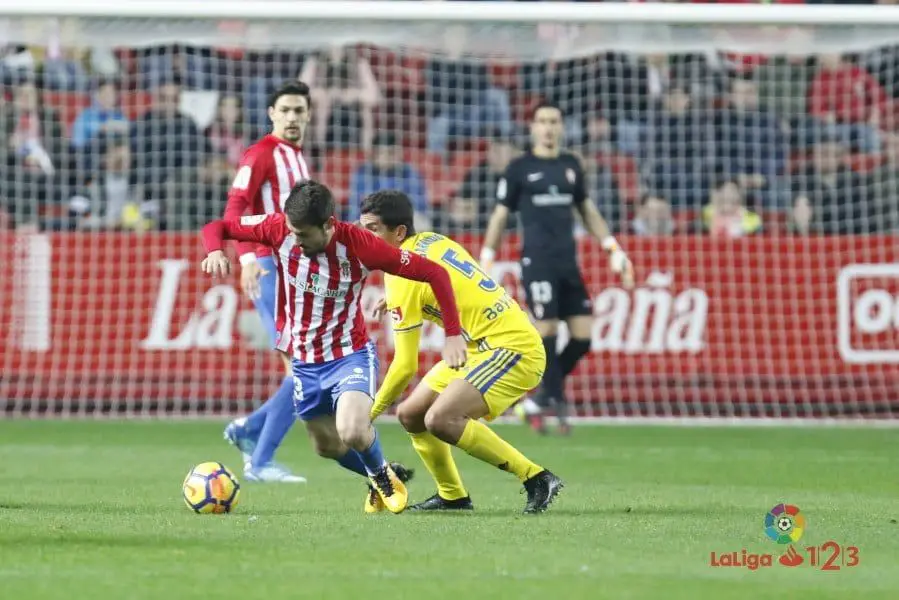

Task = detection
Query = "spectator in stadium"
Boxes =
[576,112,616,156]
[640,84,712,208]
[790,135,873,234]
[160,94,243,231]
[866,131,899,233]
[0,75,65,226]
[0,45,36,82]
[205,93,249,171]
[68,134,138,230]
[299,45,380,149]
[70,78,129,150]
[806,53,886,152]
[702,178,762,238]
[631,194,675,236]
[436,133,519,234]
[347,131,428,225]
[1,77,64,175]
[596,52,716,155]
[711,75,787,207]
[425,53,512,154]
[130,77,209,219]
[756,53,815,121]
[40,47,90,91]
[163,151,231,231]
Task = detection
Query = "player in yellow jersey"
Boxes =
[360,190,563,514]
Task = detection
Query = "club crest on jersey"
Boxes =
[566,168,576,184]
[339,259,351,279]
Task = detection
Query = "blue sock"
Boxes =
[336,450,368,477]
[243,400,270,436]
[249,376,296,467]
[357,429,387,475]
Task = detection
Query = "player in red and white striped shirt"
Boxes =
[221,81,313,483]
[202,180,467,513]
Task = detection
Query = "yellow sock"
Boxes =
[409,431,468,500]
[456,420,543,482]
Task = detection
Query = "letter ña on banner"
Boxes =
[141,259,238,350]
[402,265,708,354]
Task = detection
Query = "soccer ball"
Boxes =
[777,517,793,532]
[182,462,241,514]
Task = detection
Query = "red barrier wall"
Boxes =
[2,232,897,416]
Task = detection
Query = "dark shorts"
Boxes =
[520,261,593,321]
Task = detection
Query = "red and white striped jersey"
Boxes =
[223,134,310,260]
[201,215,462,364]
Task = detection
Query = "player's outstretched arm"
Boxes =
[200,214,288,277]
[370,327,422,421]
[576,199,635,289]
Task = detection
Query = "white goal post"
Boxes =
[1,1,898,421]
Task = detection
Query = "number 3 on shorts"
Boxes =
[529,281,552,304]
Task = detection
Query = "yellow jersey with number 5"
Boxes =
[384,232,538,353]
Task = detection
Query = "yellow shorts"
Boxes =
[422,341,546,420]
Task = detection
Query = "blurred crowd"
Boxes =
[3,33,899,237]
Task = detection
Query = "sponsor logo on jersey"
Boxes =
[400,250,411,266]
[527,172,544,182]
[232,165,252,190]
[286,272,342,298]
[240,214,267,225]
[532,185,573,207]
[389,307,403,323]
[566,168,576,184]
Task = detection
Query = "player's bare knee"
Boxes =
[334,391,374,449]
[337,422,372,451]
[423,405,460,439]
[422,407,444,437]
[336,410,373,450]
[396,401,426,433]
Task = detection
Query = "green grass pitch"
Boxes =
[1,420,897,599]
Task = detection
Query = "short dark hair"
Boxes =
[531,100,563,121]
[268,80,311,110]
[284,180,335,228]
[360,190,416,237]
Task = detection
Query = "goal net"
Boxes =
[2,1,898,420]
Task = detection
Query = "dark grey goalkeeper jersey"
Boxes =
[496,150,587,268]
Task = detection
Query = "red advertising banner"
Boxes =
[1,232,898,416]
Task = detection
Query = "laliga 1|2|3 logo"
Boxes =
[709,504,861,571]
